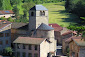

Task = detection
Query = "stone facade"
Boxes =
[14,38,51,57]
[0,24,11,53]
[29,10,48,33]
[69,38,85,57]
[14,44,40,57]
[34,29,56,54]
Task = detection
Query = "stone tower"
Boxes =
[29,5,49,32]
[33,23,57,56]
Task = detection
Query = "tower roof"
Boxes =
[37,23,54,30]
[30,5,48,11]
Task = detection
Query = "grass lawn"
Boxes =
[42,1,79,27]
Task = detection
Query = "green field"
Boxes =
[18,1,78,27]
[42,2,78,27]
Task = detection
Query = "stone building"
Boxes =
[62,36,81,55]
[29,5,48,35]
[69,37,85,57]
[0,20,11,53]
[0,10,15,18]
[13,5,56,57]
[49,24,72,44]
[11,22,28,42]
[13,37,55,57]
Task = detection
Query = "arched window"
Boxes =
[42,11,45,16]
[40,11,42,16]
[31,12,34,16]
[40,11,45,16]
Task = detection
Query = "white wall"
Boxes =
[0,14,15,18]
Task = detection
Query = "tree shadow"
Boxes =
[51,10,80,24]
[54,4,65,6]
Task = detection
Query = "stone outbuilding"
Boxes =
[62,36,81,55]
[69,37,85,57]
[11,22,28,42]
[13,37,55,57]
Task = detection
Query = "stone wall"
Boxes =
[79,47,85,57]
[14,44,40,57]
[0,24,11,51]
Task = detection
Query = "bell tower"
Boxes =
[29,5,49,32]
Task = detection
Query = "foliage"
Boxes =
[2,47,13,56]
[0,17,6,20]
[65,0,85,17]
[82,31,85,38]
[7,17,14,22]
[22,2,35,11]
[23,10,27,19]
[67,25,85,35]
[10,0,22,5]
[12,6,20,19]
[1,0,12,10]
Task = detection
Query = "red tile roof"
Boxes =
[0,10,14,14]
[13,37,46,45]
[73,38,85,46]
[49,23,63,31]
[61,31,72,36]
[64,36,81,43]
[0,20,11,30]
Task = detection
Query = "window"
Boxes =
[6,40,8,44]
[5,33,10,37]
[42,11,45,16]
[17,52,20,57]
[31,12,34,16]
[28,53,32,57]
[0,41,2,45]
[40,11,45,16]
[0,33,4,37]
[22,52,26,57]
[29,44,32,50]
[34,53,38,57]
[35,45,38,50]
[17,44,20,49]
[23,44,26,49]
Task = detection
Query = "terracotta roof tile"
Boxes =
[0,10,14,14]
[73,38,85,46]
[0,20,11,30]
[64,36,81,43]
[61,31,72,36]
[13,37,46,45]
[49,23,63,31]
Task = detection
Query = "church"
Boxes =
[13,5,57,57]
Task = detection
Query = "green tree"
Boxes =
[65,0,85,17]
[10,0,22,5]
[3,47,13,56]
[67,25,85,35]
[12,6,19,19]
[0,17,6,20]
[7,17,14,22]
[23,10,27,19]
[22,2,35,11]
[2,0,12,10]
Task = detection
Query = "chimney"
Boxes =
[50,25,52,27]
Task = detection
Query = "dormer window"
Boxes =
[31,12,34,16]
[40,11,45,16]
